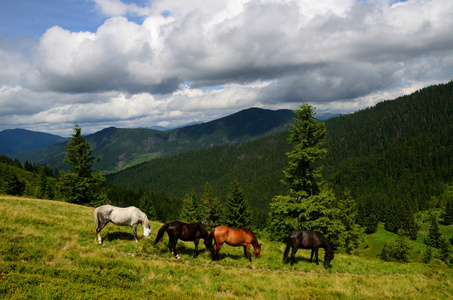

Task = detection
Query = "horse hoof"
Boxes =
[176,255,181,260]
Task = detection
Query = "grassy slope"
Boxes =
[1,196,452,299]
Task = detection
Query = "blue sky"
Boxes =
[0,0,452,136]
[0,0,101,39]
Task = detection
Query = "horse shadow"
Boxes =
[105,232,135,242]
[282,255,312,265]
[155,239,211,257]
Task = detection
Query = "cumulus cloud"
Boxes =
[1,0,452,135]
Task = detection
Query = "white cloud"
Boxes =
[1,0,452,135]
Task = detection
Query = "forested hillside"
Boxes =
[0,155,59,199]
[15,108,293,174]
[323,81,453,225]
[107,81,453,228]
[0,129,66,157]
[106,132,292,226]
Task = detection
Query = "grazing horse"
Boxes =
[208,226,261,262]
[154,221,210,259]
[93,205,152,244]
[283,230,334,268]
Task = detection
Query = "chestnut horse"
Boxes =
[283,230,334,268]
[154,221,210,259]
[208,225,261,262]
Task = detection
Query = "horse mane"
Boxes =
[318,233,333,254]
[242,228,260,248]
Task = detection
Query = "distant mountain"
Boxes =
[317,112,341,120]
[15,107,295,173]
[0,129,66,157]
[147,121,204,131]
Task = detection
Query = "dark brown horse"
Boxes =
[283,230,334,268]
[208,226,261,262]
[154,221,210,259]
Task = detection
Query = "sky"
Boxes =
[1,0,452,136]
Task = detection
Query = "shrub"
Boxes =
[380,230,412,262]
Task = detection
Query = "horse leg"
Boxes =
[214,243,222,261]
[131,224,139,243]
[290,245,298,266]
[169,236,180,259]
[244,245,251,262]
[96,221,109,244]
[174,239,181,260]
[311,248,319,265]
[193,238,199,258]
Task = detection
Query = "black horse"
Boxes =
[154,221,210,259]
[283,230,334,268]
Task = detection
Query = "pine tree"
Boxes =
[179,190,200,223]
[444,198,453,225]
[438,237,452,266]
[282,103,327,198]
[139,192,157,220]
[338,190,363,254]
[380,229,412,262]
[4,168,25,196]
[200,182,222,229]
[58,124,108,205]
[224,179,252,229]
[268,103,343,247]
[425,215,442,248]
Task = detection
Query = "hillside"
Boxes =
[323,81,453,221]
[14,107,294,173]
[1,196,452,299]
[106,131,292,225]
[0,129,66,157]
[106,81,453,228]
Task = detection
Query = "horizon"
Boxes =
[0,106,340,137]
[1,0,452,136]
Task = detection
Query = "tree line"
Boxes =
[2,82,453,265]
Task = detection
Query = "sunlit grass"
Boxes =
[1,195,452,299]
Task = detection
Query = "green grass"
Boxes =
[1,196,452,299]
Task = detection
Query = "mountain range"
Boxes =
[0,129,66,157]
[11,107,295,173]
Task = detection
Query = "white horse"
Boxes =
[93,205,152,244]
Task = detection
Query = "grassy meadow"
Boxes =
[1,196,452,299]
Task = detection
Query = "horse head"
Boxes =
[324,251,334,268]
[143,220,152,238]
[253,242,262,258]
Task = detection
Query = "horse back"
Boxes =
[291,230,325,249]
[109,206,142,226]
[214,226,253,246]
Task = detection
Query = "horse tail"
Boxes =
[207,228,216,251]
[153,223,169,245]
[283,236,292,261]
[93,207,100,237]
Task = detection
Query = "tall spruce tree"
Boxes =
[179,189,200,223]
[338,190,363,254]
[58,124,107,205]
[224,179,252,229]
[139,192,157,220]
[444,198,453,225]
[282,103,327,198]
[425,215,442,248]
[268,103,343,247]
[200,182,222,229]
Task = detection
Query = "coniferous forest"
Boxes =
[105,81,453,232]
[2,81,453,243]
